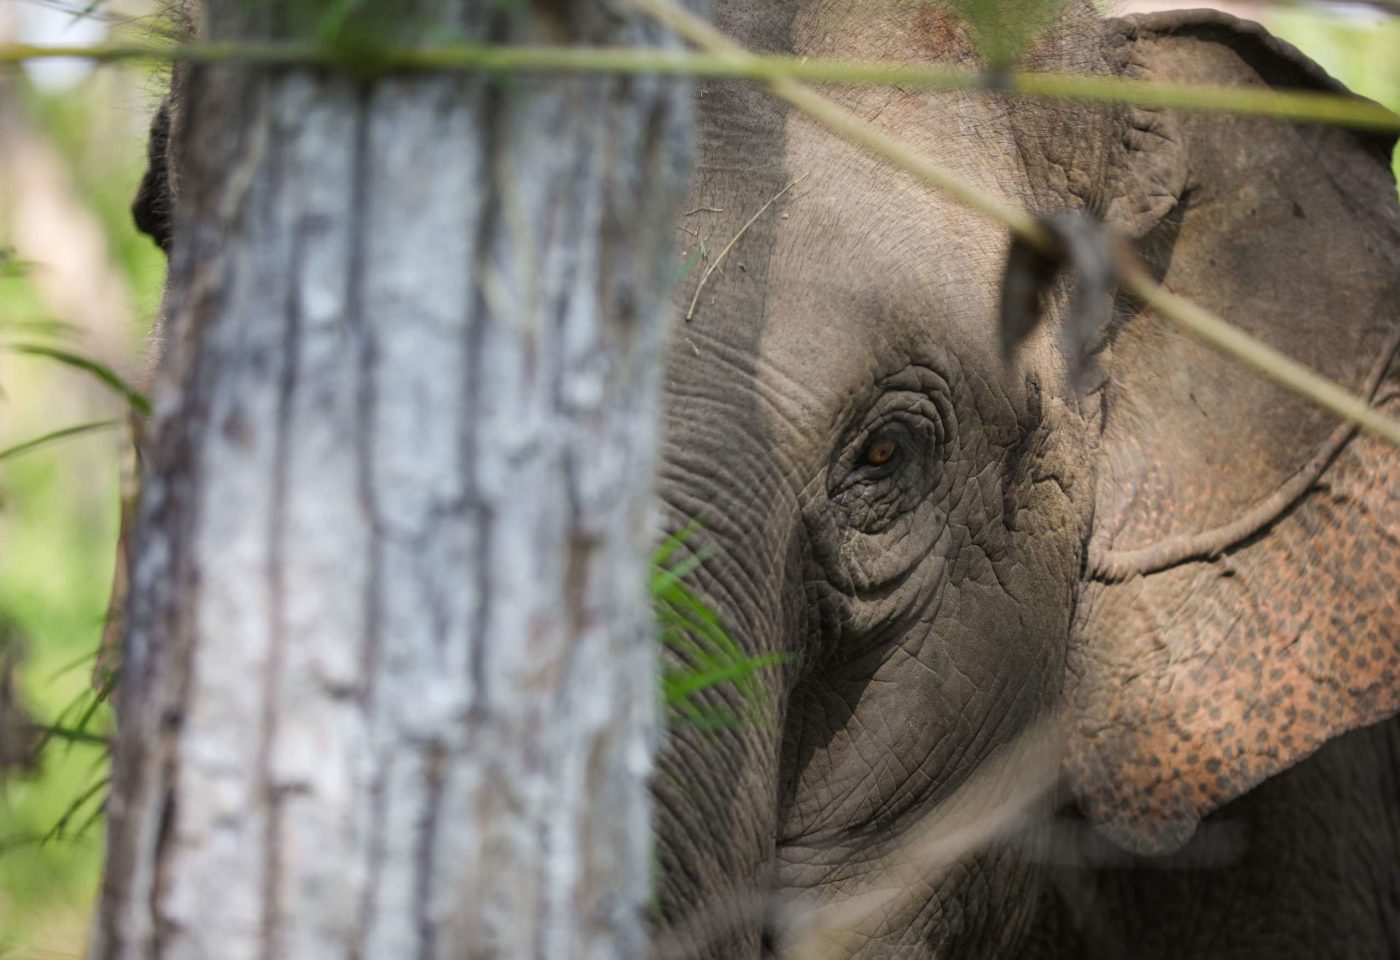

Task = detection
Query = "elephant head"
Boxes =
[649,2,1400,956]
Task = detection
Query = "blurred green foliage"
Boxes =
[956,0,1074,67]
[1269,8,1400,180]
[0,66,163,954]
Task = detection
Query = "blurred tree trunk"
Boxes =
[91,4,695,959]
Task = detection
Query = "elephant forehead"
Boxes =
[751,119,1022,439]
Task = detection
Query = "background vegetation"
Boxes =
[0,0,1394,955]
[1,3,164,953]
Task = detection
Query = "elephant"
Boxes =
[646,3,1400,958]
[129,2,1400,958]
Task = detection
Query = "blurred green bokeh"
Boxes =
[0,39,165,955]
[1269,8,1400,178]
[0,4,1395,957]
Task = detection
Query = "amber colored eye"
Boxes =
[865,437,898,466]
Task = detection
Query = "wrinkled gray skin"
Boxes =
[647,3,1400,959]
[133,2,1400,957]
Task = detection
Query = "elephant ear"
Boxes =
[132,97,174,254]
[1066,10,1400,855]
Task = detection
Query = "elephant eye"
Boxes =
[851,430,905,481]
[827,377,953,530]
[863,437,898,467]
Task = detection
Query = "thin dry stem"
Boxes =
[780,721,1064,960]
[648,721,1064,960]
[687,174,808,320]
[3,43,1397,133]
[1119,262,1400,448]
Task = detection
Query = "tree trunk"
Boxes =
[92,5,694,958]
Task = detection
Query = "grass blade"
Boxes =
[0,420,119,463]
[8,344,150,415]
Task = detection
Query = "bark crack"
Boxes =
[348,83,383,960]
[258,86,301,960]
[414,743,448,960]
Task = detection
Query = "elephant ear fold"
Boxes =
[132,98,173,253]
[1066,10,1400,856]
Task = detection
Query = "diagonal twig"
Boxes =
[687,173,808,320]
[779,721,1063,960]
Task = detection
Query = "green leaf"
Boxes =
[0,317,84,339]
[42,774,109,845]
[31,724,108,749]
[670,248,704,288]
[0,420,120,463]
[652,529,787,728]
[0,247,37,278]
[7,343,151,415]
[652,518,702,567]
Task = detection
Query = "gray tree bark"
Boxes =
[91,4,694,958]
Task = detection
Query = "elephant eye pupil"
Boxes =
[865,437,897,466]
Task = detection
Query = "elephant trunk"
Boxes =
[651,396,802,958]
